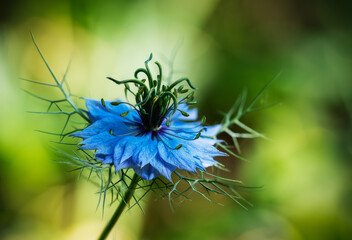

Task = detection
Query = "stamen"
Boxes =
[109,129,141,137]
[164,127,204,133]
[101,99,143,119]
[161,127,206,141]
[201,116,206,125]
[120,109,135,117]
[111,101,140,113]
[121,117,143,126]
[187,101,197,105]
[157,133,182,150]
[106,54,200,133]
[177,109,189,117]
[101,98,106,107]
[177,85,184,92]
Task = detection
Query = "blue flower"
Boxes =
[72,99,225,181]
[71,54,227,181]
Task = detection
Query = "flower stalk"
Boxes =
[98,173,139,240]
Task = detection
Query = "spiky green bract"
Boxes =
[216,73,280,160]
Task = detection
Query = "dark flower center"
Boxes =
[106,53,197,131]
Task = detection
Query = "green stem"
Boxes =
[98,173,139,240]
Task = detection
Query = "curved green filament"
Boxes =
[134,68,149,80]
[107,55,199,132]
[124,83,135,97]
[135,91,142,106]
[149,98,156,129]
[155,61,162,93]
[167,78,197,91]
[160,91,178,116]
[144,53,154,88]
[136,88,156,107]
[107,77,149,93]
[102,98,140,116]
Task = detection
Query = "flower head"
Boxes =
[72,54,226,181]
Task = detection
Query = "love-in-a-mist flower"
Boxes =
[27,36,269,240]
[72,54,226,181]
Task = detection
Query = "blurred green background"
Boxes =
[1,0,351,239]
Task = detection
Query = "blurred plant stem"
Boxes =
[98,173,139,240]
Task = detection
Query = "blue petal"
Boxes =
[171,104,198,121]
[73,99,227,181]
[120,136,144,163]
[133,164,160,180]
[202,124,222,137]
[79,131,117,150]
[157,136,199,172]
[113,138,128,166]
[85,98,141,123]
[158,133,224,170]
[114,157,138,171]
[72,117,132,139]
[138,134,158,167]
[150,155,176,181]
[169,120,201,129]
[96,154,113,164]
[85,98,130,121]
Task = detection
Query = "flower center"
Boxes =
[101,53,209,151]
[139,95,173,131]
[106,53,197,132]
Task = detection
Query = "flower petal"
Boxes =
[133,164,160,180]
[73,98,227,181]
[203,124,222,137]
[85,98,130,121]
[150,156,176,181]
